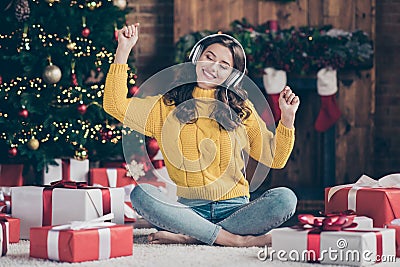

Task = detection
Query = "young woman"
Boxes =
[103,24,300,247]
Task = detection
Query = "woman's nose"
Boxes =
[209,61,218,73]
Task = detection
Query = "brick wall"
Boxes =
[374,0,400,176]
[126,0,174,85]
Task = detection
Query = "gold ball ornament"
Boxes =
[42,64,62,84]
[45,0,57,3]
[27,138,40,150]
[74,146,89,161]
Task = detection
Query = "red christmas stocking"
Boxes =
[263,67,287,123]
[314,95,341,132]
[314,68,341,132]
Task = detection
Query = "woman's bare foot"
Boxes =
[148,231,203,245]
[214,229,272,247]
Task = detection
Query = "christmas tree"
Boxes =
[0,0,143,177]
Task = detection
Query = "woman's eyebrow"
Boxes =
[206,50,231,67]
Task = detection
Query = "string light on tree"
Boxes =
[74,145,88,160]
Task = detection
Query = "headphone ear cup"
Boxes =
[225,71,241,88]
[191,44,203,64]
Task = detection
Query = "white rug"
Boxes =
[0,228,398,267]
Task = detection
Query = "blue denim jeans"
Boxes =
[131,184,297,245]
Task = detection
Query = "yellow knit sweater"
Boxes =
[103,64,295,200]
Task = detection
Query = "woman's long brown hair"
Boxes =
[163,35,251,131]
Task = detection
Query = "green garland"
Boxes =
[174,19,373,77]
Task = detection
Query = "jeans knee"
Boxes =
[130,184,157,208]
[273,187,297,213]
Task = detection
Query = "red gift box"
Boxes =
[30,224,133,262]
[0,220,8,256]
[325,174,400,228]
[0,164,23,186]
[0,214,19,243]
[90,168,137,187]
[102,162,126,169]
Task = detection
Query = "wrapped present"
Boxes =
[11,181,124,239]
[0,164,23,186]
[0,214,19,243]
[325,174,400,227]
[90,168,137,188]
[43,158,89,185]
[270,213,396,266]
[0,219,8,256]
[90,169,139,223]
[386,219,400,257]
[30,214,133,263]
[0,187,11,214]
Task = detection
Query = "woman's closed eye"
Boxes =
[206,55,229,70]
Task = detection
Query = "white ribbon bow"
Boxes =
[327,173,400,211]
[51,213,115,231]
[48,213,115,261]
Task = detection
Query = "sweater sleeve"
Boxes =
[103,64,163,137]
[243,100,295,169]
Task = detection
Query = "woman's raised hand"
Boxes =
[278,86,300,129]
[114,23,139,64]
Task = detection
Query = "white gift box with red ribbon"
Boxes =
[11,185,124,239]
[271,227,395,266]
[43,158,89,185]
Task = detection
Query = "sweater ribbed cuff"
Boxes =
[109,64,128,74]
[277,121,295,137]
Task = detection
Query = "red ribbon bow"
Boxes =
[297,213,358,231]
[49,180,88,189]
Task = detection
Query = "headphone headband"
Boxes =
[188,33,247,88]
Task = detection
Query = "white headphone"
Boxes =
[188,33,247,88]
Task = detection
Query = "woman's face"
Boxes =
[195,43,234,89]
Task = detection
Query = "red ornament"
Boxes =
[107,130,113,138]
[0,76,2,85]
[71,73,78,86]
[81,27,91,38]
[146,138,159,159]
[18,109,29,118]
[129,85,139,96]
[8,147,18,157]
[114,30,119,41]
[77,103,87,115]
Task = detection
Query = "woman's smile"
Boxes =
[202,67,217,80]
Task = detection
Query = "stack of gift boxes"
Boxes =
[270,173,400,266]
[2,158,400,264]
[0,154,175,263]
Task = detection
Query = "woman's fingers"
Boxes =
[120,24,140,38]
